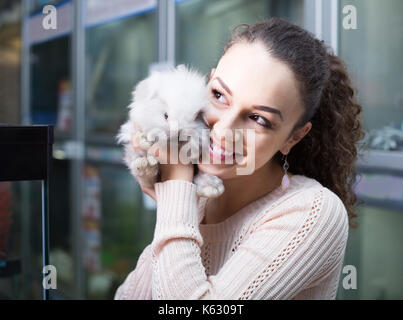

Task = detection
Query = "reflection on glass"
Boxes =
[30,36,72,136]
[48,159,73,298]
[0,181,42,300]
[85,11,157,138]
[17,159,74,299]
[175,0,304,74]
[340,0,403,151]
[28,0,73,137]
[337,205,403,300]
[82,164,155,300]
[338,0,403,300]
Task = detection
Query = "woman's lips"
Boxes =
[209,138,243,163]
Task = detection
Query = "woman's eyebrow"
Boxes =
[253,105,284,121]
[213,77,232,96]
[213,77,284,121]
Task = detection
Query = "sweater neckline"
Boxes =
[198,174,314,241]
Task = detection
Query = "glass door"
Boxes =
[83,0,158,299]
[29,0,74,139]
[175,0,305,74]
[85,0,158,140]
[337,0,403,299]
[80,163,156,299]
[27,0,75,299]
[0,180,43,299]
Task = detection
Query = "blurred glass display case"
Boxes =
[337,170,403,300]
[0,168,72,300]
[28,0,73,138]
[31,37,72,135]
[84,0,158,299]
[20,0,75,299]
[85,0,157,139]
[336,0,403,299]
[22,0,160,299]
[0,181,43,299]
[339,0,403,152]
[80,163,155,299]
[175,0,304,74]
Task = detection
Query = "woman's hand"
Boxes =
[152,141,194,183]
[131,130,194,201]
[131,132,157,200]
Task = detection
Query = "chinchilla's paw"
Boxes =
[197,185,224,198]
[194,173,224,198]
[134,130,153,149]
[130,155,159,177]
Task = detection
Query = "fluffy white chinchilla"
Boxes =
[116,64,224,198]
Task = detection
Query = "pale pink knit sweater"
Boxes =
[114,174,349,300]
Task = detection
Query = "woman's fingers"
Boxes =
[130,127,157,201]
[131,130,151,151]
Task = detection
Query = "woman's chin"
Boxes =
[197,162,238,179]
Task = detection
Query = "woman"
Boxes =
[115,18,365,300]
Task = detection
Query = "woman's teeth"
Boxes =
[209,138,239,161]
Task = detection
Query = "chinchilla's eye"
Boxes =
[164,112,168,120]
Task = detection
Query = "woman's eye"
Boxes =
[211,89,227,104]
[250,114,272,128]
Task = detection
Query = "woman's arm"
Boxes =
[114,244,153,300]
[151,180,349,299]
[114,130,194,299]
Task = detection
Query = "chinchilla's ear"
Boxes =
[132,77,157,102]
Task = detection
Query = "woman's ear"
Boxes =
[280,122,312,155]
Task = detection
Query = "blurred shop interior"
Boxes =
[0,0,402,300]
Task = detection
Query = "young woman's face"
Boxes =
[198,41,312,179]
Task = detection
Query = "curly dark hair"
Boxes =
[222,18,366,229]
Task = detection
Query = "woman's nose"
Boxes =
[210,109,242,143]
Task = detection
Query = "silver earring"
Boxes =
[281,154,290,191]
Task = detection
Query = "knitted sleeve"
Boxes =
[151,179,349,300]
[114,244,152,300]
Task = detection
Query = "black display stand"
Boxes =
[0,125,53,300]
